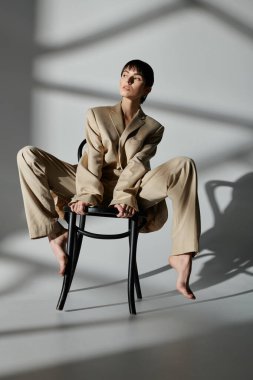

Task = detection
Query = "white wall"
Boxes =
[31,0,253,258]
[0,3,253,377]
[1,0,253,286]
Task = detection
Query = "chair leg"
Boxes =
[56,211,78,310]
[71,215,85,277]
[128,216,139,315]
[134,260,142,299]
[128,219,142,300]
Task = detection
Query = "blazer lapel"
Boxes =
[119,107,146,148]
[109,102,125,137]
[109,103,146,167]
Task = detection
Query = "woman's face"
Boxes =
[120,66,151,102]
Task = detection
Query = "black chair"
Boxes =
[56,140,147,314]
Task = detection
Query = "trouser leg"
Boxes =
[138,157,201,255]
[17,146,76,239]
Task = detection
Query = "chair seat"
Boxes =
[57,205,146,314]
[65,205,145,218]
[84,205,119,217]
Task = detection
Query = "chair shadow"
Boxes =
[138,172,253,312]
[70,265,170,293]
[193,172,253,292]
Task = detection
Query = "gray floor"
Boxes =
[0,218,252,380]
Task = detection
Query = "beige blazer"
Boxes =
[71,102,168,233]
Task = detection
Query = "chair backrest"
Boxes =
[77,139,87,161]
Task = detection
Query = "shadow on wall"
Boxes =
[195,172,253,291]
[0,0,35,239]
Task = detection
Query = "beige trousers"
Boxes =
[17,146,200,255]
[138,157,200,255]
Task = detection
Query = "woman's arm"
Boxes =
[110,125,164,211]
[70,109,104,205]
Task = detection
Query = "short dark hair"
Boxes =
[121,59,154,103]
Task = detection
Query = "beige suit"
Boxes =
[17,102,200,255]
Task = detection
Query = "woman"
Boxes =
[17,59,200,300]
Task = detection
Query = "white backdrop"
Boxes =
[31,0,253,242]
[1,0,252,291]
[0,1,253,378]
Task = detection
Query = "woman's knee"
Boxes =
[17,146,38,167]
[181,156,195,167]
[169,157,197,177]
[180,157,197,175]
[167,156,195,168]
[175,156,191,162]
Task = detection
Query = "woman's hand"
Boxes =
[70,201,92,215]
[114,204,136,218]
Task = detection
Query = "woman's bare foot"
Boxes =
[48,229,68,276]
[169,253,195,300]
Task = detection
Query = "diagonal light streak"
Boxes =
[35,0,187,56]
[34,79,253,131]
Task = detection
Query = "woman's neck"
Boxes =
[121,98,141,127]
